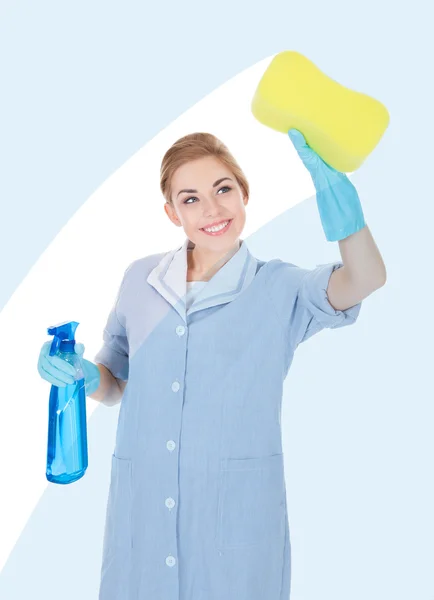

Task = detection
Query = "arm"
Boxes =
[287,129,387,312]
[327,225,387,311]
[87,363,126,407]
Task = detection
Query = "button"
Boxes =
[171,381,180,392]
[167,440,176,452]
[165,497,175,510]
[176,325,185,336]
[166,555,176,567]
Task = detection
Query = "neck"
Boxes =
[187,239,241,281]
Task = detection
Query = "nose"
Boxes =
[201,196,222,217]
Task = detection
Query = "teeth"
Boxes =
[203,220,229,233]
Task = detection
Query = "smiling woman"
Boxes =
[161,132,251,279]
[94,129,373,600]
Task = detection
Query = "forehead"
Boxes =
[172,156,230,185]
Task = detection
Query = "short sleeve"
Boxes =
[265,259,362,349]
[297,261,362,344]
[94,268,130,381]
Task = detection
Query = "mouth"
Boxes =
[200,219,233,236]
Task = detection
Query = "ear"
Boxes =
[164,202,182,227]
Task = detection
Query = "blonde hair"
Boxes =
[160,132,249,206]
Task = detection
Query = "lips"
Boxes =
[200,219,233,236]
[200,219,232,231]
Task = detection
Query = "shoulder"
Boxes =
[114,252,169,298]
[122,251,168,280]
[263,258,306,289]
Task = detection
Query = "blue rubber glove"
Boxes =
[287,128,366,241]
[37,341,100,395]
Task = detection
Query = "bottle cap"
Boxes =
[47,321,79,356]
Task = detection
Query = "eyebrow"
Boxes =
[176,177,233,199]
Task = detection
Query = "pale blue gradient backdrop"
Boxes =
[1,1,433,599]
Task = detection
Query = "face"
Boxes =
[164,156,248,251]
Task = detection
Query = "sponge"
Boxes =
[251,51,390,172]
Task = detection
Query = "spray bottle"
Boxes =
[46,321,88,484]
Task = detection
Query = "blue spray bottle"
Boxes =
[46,321,88,484]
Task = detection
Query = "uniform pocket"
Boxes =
[99,454,133,598]
[216,453,286,550]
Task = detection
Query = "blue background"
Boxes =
[1,0,433,598]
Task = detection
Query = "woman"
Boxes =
[38,130,386,599]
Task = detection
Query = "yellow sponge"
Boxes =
[251,51,390,172]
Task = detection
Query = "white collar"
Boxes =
[147,237,258,323]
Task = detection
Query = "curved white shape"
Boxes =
[0,54,355,571]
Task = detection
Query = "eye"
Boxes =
[183,186,231,204]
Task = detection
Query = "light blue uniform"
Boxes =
[95,237,361,600]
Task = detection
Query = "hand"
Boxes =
[287,128,366,241]
[37,341,100,395]
[37,341,77,387]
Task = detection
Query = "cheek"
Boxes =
[233,199,247,216]
[234,205,247,229]
[178,205,201,228]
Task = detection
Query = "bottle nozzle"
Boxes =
[47,320,79,356]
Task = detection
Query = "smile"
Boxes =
[200,219,232,236]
